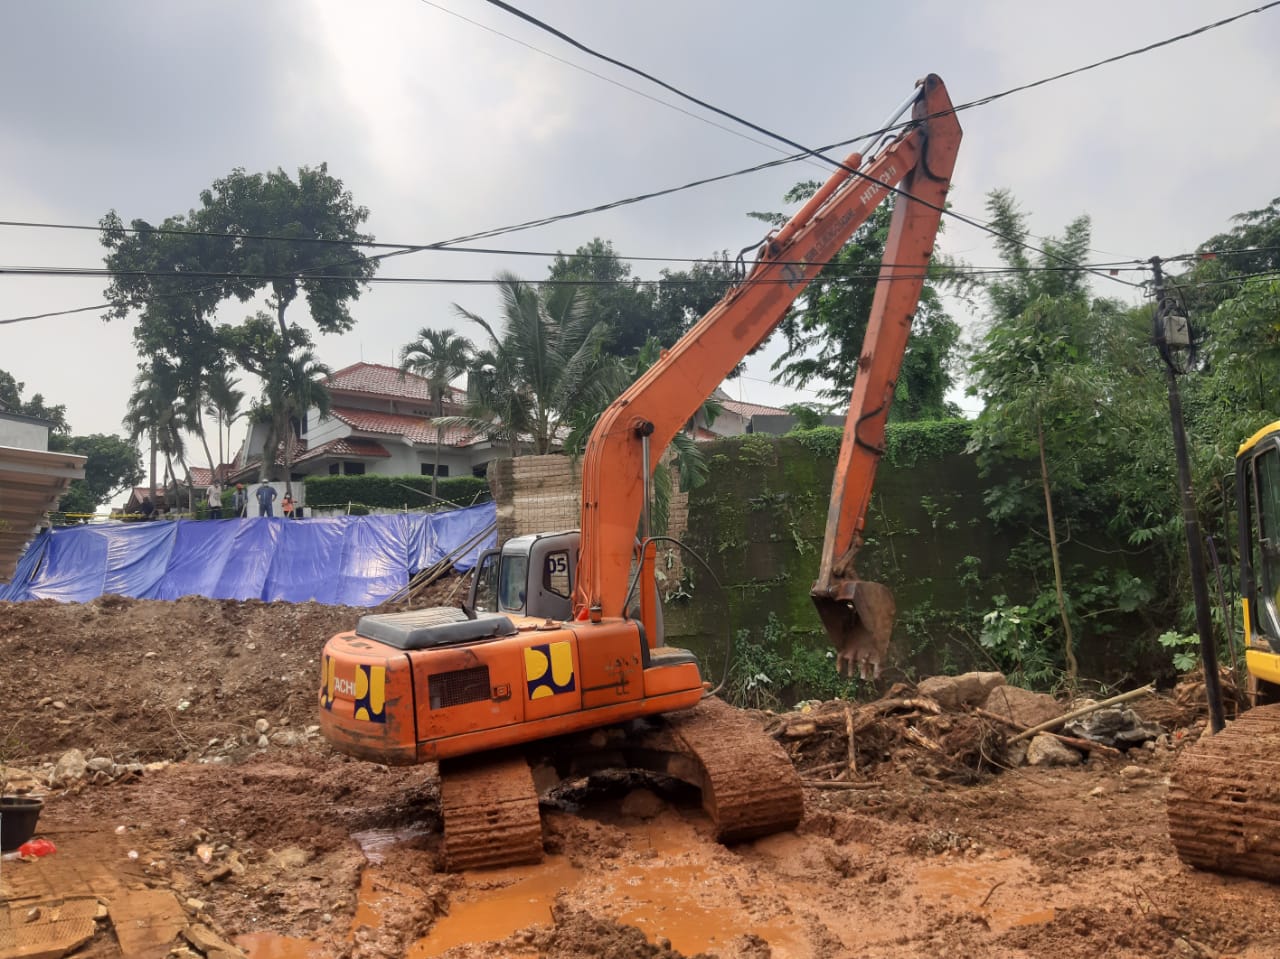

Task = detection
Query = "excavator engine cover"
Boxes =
[812,578,896,679]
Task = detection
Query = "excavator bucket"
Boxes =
[812,579,896,680]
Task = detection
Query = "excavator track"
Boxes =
[1168,703,1280,881]
[439,753,543,870]
[658,697,804,842]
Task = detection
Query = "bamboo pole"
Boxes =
[1007,683,1155,743]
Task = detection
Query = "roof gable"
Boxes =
[325,362,466,406]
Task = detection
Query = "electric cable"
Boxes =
[479,0,1278,288]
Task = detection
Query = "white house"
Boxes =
[236,362,499,484]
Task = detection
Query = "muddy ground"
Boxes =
[2,594,1279,959]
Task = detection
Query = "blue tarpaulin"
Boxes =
[0,503,496,606]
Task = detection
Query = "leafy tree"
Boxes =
[399,328,474,496]
[0,370,70,433]
[48,434,143,516]
[649,254,738,346]
[547,239,656,357]
[100,164,376,482]
[967,191,1103,684]
[450,273,613,456]
[757,186,963,418]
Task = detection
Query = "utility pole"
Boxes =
[1150,256,1225,734]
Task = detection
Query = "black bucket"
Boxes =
[0,796,44,851]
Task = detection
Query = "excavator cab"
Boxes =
[1238,421,1280,690]
[469,531,580,620]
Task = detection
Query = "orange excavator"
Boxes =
[319,74,962,868]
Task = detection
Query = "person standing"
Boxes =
[207,481,223,520]
[256,480,277,517]
[233,484,247,518]
[281,492,295,520]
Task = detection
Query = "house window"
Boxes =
[329,463,340,475]
[472,464,488,479]
[421,464,450,477]
[343,461,366,476]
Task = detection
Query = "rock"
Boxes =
[37,697,52,708]
[183,923,246,959]
[619,788,666,820]
[51,748,87,784]
[266,846,312,870]
[87,756,114,773]
[1089,785,1107,797]
[144,761,170,773]
[1120,765,1153,780]
[983,686,1063,728]
[916,672,1006,710]
[257,735,270,749]
[1005,740,1029,767]
[52,701,67,710]
[144,651,157,659]
[254,718,270,734]
[1064,707,1164,748]
[269,729,306,747]
[1026,734,1082,767]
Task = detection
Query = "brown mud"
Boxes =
[3,595,1280,959]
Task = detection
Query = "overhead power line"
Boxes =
[7,4,1274,325]
[483,0,1280,289]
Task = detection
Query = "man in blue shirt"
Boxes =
[256,481,277,517]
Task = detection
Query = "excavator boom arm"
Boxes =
[574,76,963,655]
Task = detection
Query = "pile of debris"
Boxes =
[765,672,1172,787]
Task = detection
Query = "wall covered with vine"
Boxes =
[663,419,1165,703]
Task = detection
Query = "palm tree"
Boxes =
[204,369,245,477]
[123,362,189,508]
[450,273,613,456]
[399,327,473,497]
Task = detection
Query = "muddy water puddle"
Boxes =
[414,825,809,958]
[913,856,1056,932]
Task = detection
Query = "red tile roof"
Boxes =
[329,406,482,447]
[295,436,392,464]
[325,362,466,407]
[720,398,789,419]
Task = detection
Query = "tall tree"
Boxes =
[399,328,474,497]
[967,191,1103,684]
[100,164,376,478]
[204,369,245,473]
[451,273,612,456]
[123,362,189,502]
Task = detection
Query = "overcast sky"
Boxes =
[3,0,1277,449]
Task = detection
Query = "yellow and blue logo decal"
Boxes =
[320,655,387,723]
[524,641,576,700]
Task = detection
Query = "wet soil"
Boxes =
[3,595,1280,959]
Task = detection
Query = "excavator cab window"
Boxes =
[499,554,529,613]
[471,550,499,614]
[1247,442,1280,641]
[543,550,571,599]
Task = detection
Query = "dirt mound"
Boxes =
[0,579,467,765]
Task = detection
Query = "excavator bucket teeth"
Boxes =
[812,579,896,680]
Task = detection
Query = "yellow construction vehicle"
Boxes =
[1170,419,1280,880]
